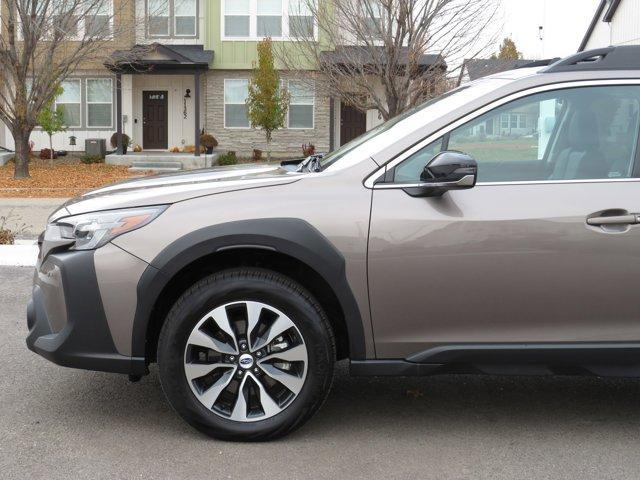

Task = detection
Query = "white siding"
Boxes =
[585,0,640,49]
[366,108,384,130]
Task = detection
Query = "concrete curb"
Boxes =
[0,244,38,267]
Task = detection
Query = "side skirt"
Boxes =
[350,342,640,378]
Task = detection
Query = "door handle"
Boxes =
[587,213,639,226]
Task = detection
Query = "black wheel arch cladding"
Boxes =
[132,218,366,361]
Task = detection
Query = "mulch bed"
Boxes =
[0,158,148,198]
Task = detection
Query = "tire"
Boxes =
[157,268,336,441]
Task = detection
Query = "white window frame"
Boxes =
[174,0,197,37]
[362,0,382,40]
[83,0,114,39]
[147,0,171,37]
[286,0,315,39]
[224,79,251,130]
[55,79,82,129]
[287,80,315,129]
[147,0,197,38]
[257,0,283,38]
[86,78,114,129]
[221,0,317,41]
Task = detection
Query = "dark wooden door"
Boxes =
[340,104,367,145]
[143,91,168,149]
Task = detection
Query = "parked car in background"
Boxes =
[27,46,640,441]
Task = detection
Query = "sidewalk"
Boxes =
[0,198,67,238]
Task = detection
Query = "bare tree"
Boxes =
[0,0,137,178]
[278,0,501,121]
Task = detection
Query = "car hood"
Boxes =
[51,165,301,220]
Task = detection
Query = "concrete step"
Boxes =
[128,166,182,173]
[130,161,183,170]
[129,160,183,173]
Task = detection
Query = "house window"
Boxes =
[288,0,313,38]
[51,0,80,39]
[87,79,113,128]
[288,81,314,129]
[175,0,197,36]
[222,0,315,40]
[518,114,527,129]
[56,80,82,128]
[363,0,382,40]
[500,114,509,129]
[147,0,196,37]
[148,0,170,36]
[225,0,250,37]
[225,79,250,128]
[257,0,282,37]
[85,1,112,37]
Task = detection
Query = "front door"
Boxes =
[143,91,168,149]
[340,103,367,145]
[368,83,640,359]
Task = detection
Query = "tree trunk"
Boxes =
[49,134,54,167]
[266,132,272,162]
[13,130,31,179]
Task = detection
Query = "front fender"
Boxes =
[131,218,366,360]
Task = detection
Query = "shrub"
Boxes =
[0,214,29,245]
[110,132,131,149]
[39,148,57,160]
[80,155,105,164]
[0,224,14,245]
[302,143,315,156]
[252,148,263,162]
[218,151,238,166]
[200,133,218,148]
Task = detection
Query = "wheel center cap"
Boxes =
[238,353,254,369]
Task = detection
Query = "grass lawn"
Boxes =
[0,155,151,198]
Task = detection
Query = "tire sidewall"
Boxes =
[158,270,334,441]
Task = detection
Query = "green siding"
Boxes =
[206,0,320,70]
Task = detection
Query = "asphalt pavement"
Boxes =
[3,265,640,479]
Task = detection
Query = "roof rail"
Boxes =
[516,58,561,69]
[543,46,640,73]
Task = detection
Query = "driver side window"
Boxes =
[393,85,640,183]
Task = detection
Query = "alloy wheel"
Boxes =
[183,301,308,422]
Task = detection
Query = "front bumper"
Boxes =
[26,249,146,375]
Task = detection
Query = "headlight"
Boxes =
[45,205,167,251]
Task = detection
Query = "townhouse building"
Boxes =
[6,0,446,163]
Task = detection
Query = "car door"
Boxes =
[368,82,640,360]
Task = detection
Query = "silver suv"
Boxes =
[27,46,640,441]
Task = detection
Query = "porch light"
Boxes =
[69,135,77,146]
[184,89,191,99]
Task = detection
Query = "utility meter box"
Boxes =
[85,138,107,158]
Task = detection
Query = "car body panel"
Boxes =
[113,159,378,357]
[61,166,302,216]
[94,243,150,356]
[369,181,640,358]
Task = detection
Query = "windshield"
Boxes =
[320,79,509,171]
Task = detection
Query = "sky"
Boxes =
[500,0,601,59]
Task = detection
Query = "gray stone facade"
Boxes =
[205,70,330,159]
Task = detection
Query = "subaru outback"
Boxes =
[27,46,640,440]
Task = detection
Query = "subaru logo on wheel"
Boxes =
[238,354,254,369]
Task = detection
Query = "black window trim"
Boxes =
[365,79,640,189]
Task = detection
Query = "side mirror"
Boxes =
[404,150,478,198]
